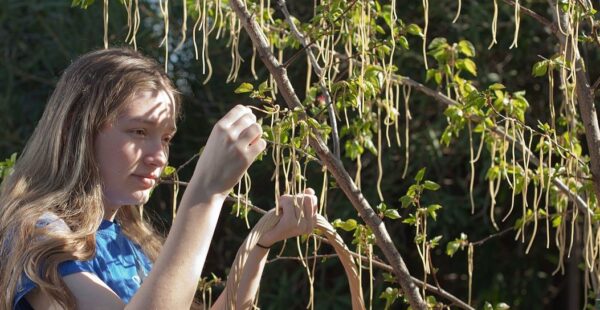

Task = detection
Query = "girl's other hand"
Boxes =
[193,105,266,199]
[259,188,318,247]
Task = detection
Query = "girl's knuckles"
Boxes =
[225,132,236,143]
[215,121,228,132]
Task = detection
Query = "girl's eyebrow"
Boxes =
[128,117,177,133]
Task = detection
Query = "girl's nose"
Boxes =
[144,139,168,168]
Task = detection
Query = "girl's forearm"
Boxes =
[127,173,226,309]
[211,246,270,310]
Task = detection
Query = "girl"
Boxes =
[0,48,317,309]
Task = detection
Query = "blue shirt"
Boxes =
[14,219,153,309]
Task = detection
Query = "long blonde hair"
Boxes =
[0,48,180,308]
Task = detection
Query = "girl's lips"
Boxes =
[132,175,156,189]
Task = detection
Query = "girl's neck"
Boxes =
[103,203,121,221]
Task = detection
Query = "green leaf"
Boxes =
[423,180,440,191]
[333,218,358,231]
[383,272,395,283]
[71,0,95,9]
[486,165,501,181]
[446,240,460,257]
[483,302,494,310]
[258,81,270,93]
[434,71,443,85]
[425,69,436,83]
[552,215,562,228]
[427,204,442,220]
[532,60,548,77]
[407,184,420,198]
[415,167,426,182]
[429,235,443,248]
[307,118,321,129]
[426,295,438,308]
[428,37,448,50]
[379,287,400,308]
[431,48,449,63]
[398,36,409,50]
[230,202,250,218]
[402,214,416,225]
[406,24,423,37]
[458,40,475,57]
[489,83,505,90]
[345,140,364,160]
[234,82,254,94]
[376,202,387,212]
[400,195,413,208]
[458,58,477,76]
[161,166,176,177]
[495,302,511,310]
[384,209,401,220]
[364,138,378,156]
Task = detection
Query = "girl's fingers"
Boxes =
[247,138,266,157]
[238,123,262,146]
[218,105,251,128]
[304,187,315,196]
[278,192,318,229]
[229,113,257,140]
[304,188,317,209]
[302,193,317,233]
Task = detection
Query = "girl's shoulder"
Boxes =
[35,212,71,233]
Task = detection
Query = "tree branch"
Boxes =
[227,1,426,308]
[544,0,600,209]
[227,1,427,308]
[263,16,591,215]
[501,0,559,36]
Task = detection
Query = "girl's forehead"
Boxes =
[118,90,177,129]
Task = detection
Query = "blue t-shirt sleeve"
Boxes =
[13,275,35,310]
[58,259,95,276]
[13,260,94,310]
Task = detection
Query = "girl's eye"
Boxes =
[131,129,146,136]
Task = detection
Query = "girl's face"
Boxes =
[94,89,176,218]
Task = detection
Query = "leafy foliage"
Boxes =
[3,0,600,308]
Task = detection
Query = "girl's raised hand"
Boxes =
[259,188,319,247]
[193,105,266,199]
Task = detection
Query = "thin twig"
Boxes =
[501,0,559,36]
[470,226,515,247]
[592,76,600,93]
[175,153,200,174]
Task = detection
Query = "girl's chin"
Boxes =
[105,191,151,207]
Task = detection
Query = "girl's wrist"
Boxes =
[255,242,271,250]
[257,233,276,248]
[188,175,229,204]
